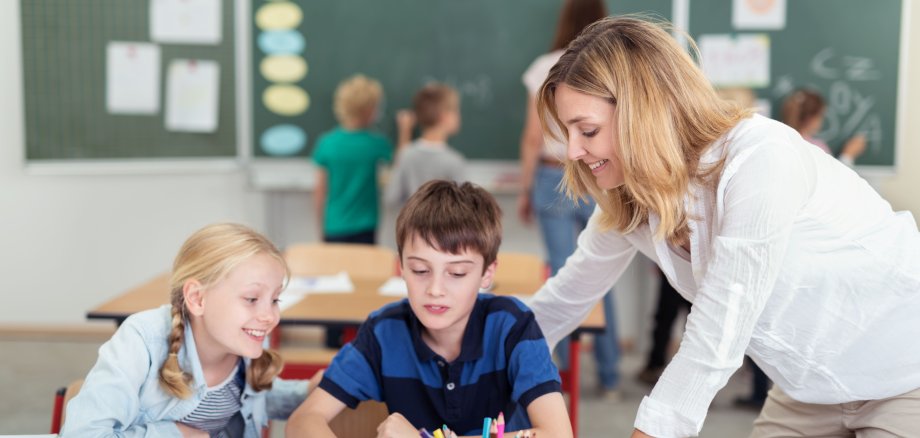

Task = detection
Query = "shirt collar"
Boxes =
[407,296,486,363]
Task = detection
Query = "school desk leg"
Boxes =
[568,333,581,437]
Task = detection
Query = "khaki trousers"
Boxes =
[750,386,920,438]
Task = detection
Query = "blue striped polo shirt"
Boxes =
[319,294,561,436]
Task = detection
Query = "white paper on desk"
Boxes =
[277,289,307,311]
[106,42,160,115]
[733,0,786,30]
[165,59,220,132]
[378,277,408,296]
[287,271,354,294]
[700,34,770,88]
[150,0,221,44]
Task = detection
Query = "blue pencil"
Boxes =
[482,417,492,438]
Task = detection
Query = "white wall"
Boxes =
[0,2,265,324]
[880,1,920,219]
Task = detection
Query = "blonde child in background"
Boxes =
[782,88,867,166]
[62,223,318,437]
[313,74,394,245]
[385,83,466,208]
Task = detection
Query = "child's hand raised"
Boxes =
[396,110,416,131]
[376,412,420,438]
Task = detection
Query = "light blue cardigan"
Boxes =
[61,305,307,437]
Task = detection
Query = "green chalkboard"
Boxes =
[251,0,672,160]
[689,0,903,167]
[21,0,237,161]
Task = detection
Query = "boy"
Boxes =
[313,74,393,245]
[287,181,572,437]
[385,83,466,207]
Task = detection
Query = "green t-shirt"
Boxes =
[312,127,393,237]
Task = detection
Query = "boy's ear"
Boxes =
[480,260,498,290]
[183,279,206,317]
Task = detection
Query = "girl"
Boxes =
[63,223,315,437]
[782,88,867,166]
[528,16,920,438]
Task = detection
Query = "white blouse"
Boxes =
[528,115,920,437]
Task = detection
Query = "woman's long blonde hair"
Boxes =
[537,16,752,244]
[159,223,288,398]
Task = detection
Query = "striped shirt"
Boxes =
[181,361,244,437]
[319,294,561,436]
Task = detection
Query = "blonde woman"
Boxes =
[528,17,920,438]
[63,224,318,437]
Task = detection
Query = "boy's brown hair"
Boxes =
[413,83,459,129]
[396,180,502,270]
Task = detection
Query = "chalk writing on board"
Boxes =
[422,75,494,107]
[810,48,881,81]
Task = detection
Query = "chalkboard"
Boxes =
[251,0,672,160]
[689,0,904,168]
[20,0,237,161]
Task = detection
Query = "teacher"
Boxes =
[527,16,920,438]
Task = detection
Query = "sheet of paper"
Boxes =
[286,271,354,294]
[150,0,221,44]
[165,59,220,132]
[700,34,770,88]
[378,277,408,296]
[106,42,160,115]
[733,0,786,30]
[278,289,307,311]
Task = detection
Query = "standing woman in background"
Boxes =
[529,16,920,437]
[518,0,622,397]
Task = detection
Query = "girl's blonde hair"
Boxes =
[537,16,752,244]
[159,223,289,398]
[334,74,383,127]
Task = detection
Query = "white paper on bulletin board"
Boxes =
[106,42,161,115]
[165,59,220,132]
[150,0,222,45]
[733,0,786,30]
[700,34,771,88]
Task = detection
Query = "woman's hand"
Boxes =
[517,191,534,225]
[630,428,654,438]
[176,423,209,438]
[376,412,420,438]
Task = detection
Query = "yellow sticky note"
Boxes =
[255,2,303,30]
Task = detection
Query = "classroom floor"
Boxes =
[0,335,759,437]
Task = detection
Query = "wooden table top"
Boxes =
[87,273,605,333]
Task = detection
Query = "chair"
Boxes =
[50,379,83,433]
[279,243,399,379]
[284,243,397,279]
[491,252,548,295]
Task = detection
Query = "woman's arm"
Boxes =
[634,141,808,437]
[527,206,638,349]
[517,96,544,224]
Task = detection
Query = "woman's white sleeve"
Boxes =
[528,206,638,349]
[634,142,808,438]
